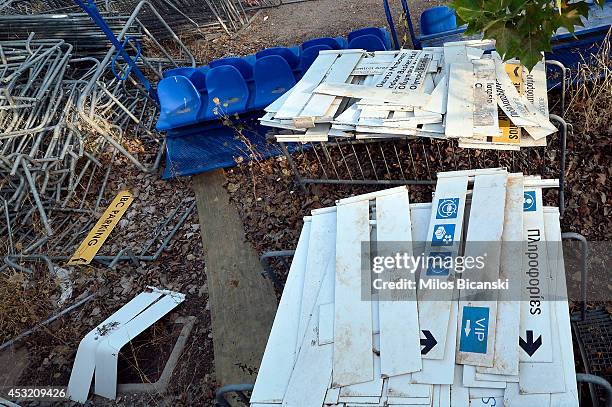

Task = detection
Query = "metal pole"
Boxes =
[545,60,568,114]
[550,114,567,218]
[0,293,96,351]
[215,383,254,407]
[382,0,400,50]
[562,232,588,322]
[259,250,295,290]
[73,0,153,95]
[576,374,612,407]
[399,0,419,49]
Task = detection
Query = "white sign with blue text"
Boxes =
[417,171,469,360]
[519,183,553,363]
[456,171,508,367]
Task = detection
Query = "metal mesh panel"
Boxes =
[0,0,304,36]
[279,134,564,186]
[573,308,612,403]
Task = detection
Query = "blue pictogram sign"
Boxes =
[436,198,460,219]
[459,306,490,354]
[426,252,452,276]
[523,191,537,212]
[431,224,455,246]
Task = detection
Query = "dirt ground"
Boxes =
[2,1,443,406]
[186,0,443,63]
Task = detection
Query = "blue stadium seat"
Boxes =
[197,66,210,76]
[348,27,391,50]
[156,76,202,130]
[210,57,253,80]
[204,65,249,119]
[253,55,296,108]
[302,37,343,50]
[256,47,300,70]
[420,6,457,36]
[162,67,207,93]
[300,44,333,71]
[155,28,395,131]
[348,35,386,52]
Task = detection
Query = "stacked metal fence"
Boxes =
[0,1,198,273]
[0,13,138,58]
[0,0,310,38]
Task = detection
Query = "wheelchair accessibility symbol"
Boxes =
[523,191,537,212]
[436,198,459,219]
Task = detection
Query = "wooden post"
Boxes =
[192,169,277,386]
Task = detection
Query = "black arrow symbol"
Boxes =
[519,330,542,357]
[420,330,437,355]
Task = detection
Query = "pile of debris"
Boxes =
[252,168,577,406]
[0,35,166,255]
[260,40,557,150]
[0,0,199,359]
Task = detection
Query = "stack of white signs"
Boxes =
[251,168,577,407]
[260,40,556,150]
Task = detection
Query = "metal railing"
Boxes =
[276,115,569,217]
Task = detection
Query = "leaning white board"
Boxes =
[519,185,553,363]
[250,218,312,403]
[276,53,339,120]
[333,198,374,387]
[518,207,567,395]
[412,301,459,385]
[297,209,337,354]
[477,174,523,376]
[456,171,508,367]
[283,209,337,406]
[418,171,469,360]
[376,188,422,377]
[445,62,474,139]
[410,203,457,385]
[545,207,579,407]
[299,52,363,120]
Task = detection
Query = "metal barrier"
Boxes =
[0,0,316,36]
[260,250,295,290]
[276,115,569,217]
[0,1,196,274]
[216,383,253,407]
[577,374,612,407]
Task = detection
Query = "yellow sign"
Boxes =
[492,63,523,144]
[67,191,134,265]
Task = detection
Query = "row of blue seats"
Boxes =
[156,27,392,131]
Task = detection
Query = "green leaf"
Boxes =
[450,0,485,21]
[484,21,522,60]
[482,1,506,14]
[450,0,595,70]
[554,1,589,33]
[518,30,550,70]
